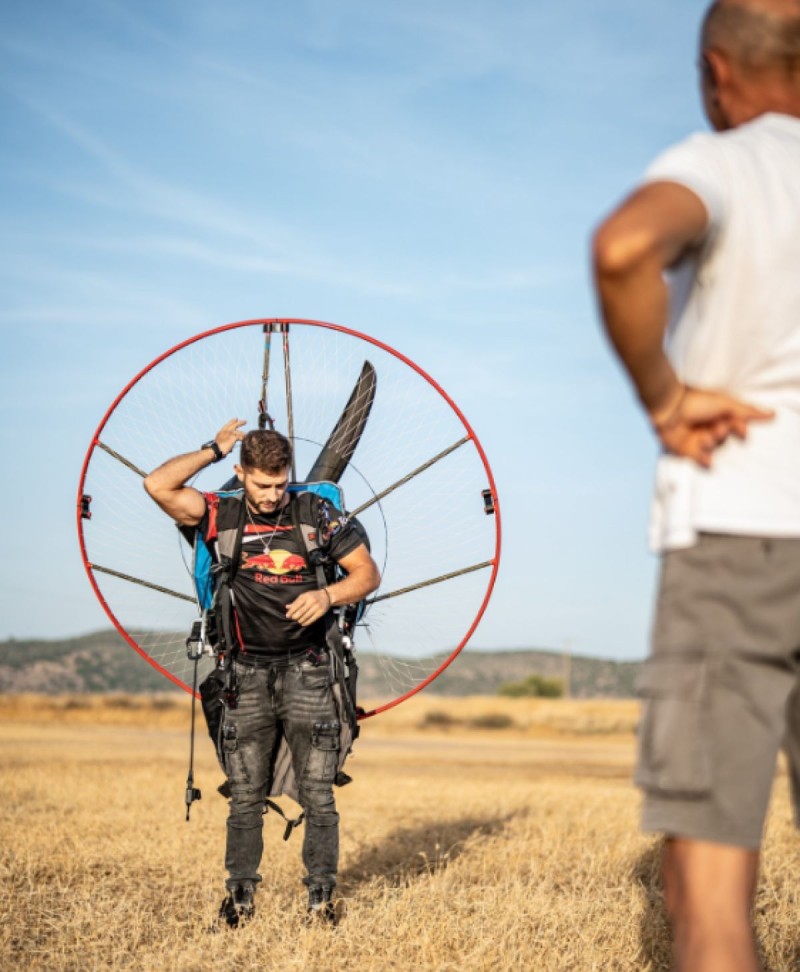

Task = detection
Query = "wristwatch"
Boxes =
[201,439,224,463]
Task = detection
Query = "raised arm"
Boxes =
[592,181,772,467]
[143,418,246,525]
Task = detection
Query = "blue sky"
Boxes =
[0,0,710,660]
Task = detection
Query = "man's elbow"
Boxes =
[364,559,381,597]
[142,474,172,511]
[142,474,159,501]
[366,561,381,596]
[592,219,654,282]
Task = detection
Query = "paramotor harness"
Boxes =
[183,482,367,829]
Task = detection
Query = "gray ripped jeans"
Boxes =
[220,653,340,892]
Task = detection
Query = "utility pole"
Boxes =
[562,638,573,699]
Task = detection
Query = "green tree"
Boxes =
[498,673,564,699]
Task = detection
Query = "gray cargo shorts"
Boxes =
[636,533,800,849]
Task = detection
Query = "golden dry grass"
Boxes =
[0,692,640,735]
[1,695,799,971]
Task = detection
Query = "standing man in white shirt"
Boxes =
[593,1,800,969]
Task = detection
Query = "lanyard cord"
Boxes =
[185,655,202,821]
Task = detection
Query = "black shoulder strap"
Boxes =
[289,491,328,585]
[290,491,360,738]
[289,493,341,656]
[212,495,247,657]
[226,494,247,583]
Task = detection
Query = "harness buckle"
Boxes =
[186,614,216,660]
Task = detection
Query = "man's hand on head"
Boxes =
[216,418,247,458]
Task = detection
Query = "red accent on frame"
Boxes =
[76,318,502,709]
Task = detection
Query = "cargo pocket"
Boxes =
[634,656,712,797]
[221,722,250,786]
[305,721,340,783]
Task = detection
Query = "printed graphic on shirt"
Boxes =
[200,493,363,656]
[241,549,307,574]
[232,513,321,652]
[240,522,309,587]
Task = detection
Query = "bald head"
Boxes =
[702,0,800,75]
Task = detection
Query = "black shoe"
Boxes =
[217,883,256,929]
[306,885,336,925]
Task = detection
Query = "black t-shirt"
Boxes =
[202,491,363,657]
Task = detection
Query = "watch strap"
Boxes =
[201,439,224,463]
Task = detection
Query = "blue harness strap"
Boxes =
[192,539,215,611]
[287,480,344,507]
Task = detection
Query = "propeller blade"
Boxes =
[304,360,377,484]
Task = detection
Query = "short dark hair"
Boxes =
[240,430,292,474]
[703,0,800,74]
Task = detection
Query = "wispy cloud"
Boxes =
[2,85,558,308]
[2,94,428,297]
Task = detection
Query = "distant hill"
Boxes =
[0,631,641,698]
[402,648,640,699]
[0,631,170,694]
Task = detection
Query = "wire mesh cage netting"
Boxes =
[78,319,500,715]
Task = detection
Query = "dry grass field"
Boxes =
[2,693,799,971]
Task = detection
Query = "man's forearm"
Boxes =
[142,448,215,524]
[592,181,709,422]
[143,419,244,524]
[325,562,380,607]
[594,230,774,467]
[595,251,682,419]
[144,447,217,498]
[285,554,380,627]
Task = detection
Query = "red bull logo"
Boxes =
[241,548,306,575]
[241,551,277,571]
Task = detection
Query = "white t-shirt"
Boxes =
[643,113,800,551]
